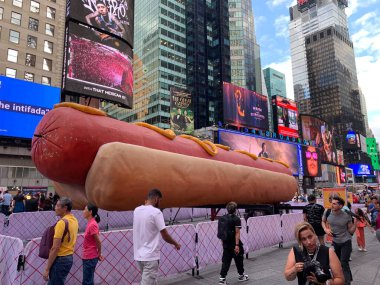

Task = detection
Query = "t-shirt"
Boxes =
[3,193,12,206]
[133,205,166,261]
[223,214,242,249]
[303,203,325,224]
[82,218,100,260]
[54,213,79,256]
[325,210,352,243]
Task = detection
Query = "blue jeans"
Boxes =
[82,258,98,285]
[48,255,73,285]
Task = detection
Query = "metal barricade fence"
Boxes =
[0,213,5,234]
[0,234,24,285]
[281,213,304,244]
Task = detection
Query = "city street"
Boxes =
[161,228,380,285]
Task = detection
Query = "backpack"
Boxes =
[217,214,235,241]
[39,219,70,259]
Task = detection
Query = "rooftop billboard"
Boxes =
[223,82,269,130]
[0,76,60,139]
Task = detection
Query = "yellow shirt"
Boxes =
[54,213,79,256]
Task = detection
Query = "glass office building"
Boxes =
[229,0,262,93]
[103,0,187,129]
[263,67,287,98]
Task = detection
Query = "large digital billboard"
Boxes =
[218,130,299,175]
[297,0,317,12]
[343,130,360,150]
[170,87,194,134]
[348,164,373,176]
[272,96,299,138]
[223,82,269,130]
[64,22,133,108]
[300,115,337,164]
[301,145,322,177]
[67,0,134,48]
[0,76,60,139]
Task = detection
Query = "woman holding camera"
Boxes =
[284,222,344,285]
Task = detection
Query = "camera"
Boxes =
[303,260,331,283]
[344,209,360,219]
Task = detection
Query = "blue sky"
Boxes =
[252,0,380,143]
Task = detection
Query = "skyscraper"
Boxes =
[229,0,262,93]
[289,0,365,148]
[263,67,287,98]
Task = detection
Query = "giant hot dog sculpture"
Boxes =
[32,103,297,210]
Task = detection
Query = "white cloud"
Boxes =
[265,0,296,9]
[346,0,378,17]
[274,15,290,38]
[265,57,295,100]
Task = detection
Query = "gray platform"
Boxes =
[160,228,380,285]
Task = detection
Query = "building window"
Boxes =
[327,29,332,36]
[42,58,52,71]
[11,12,22,25]
[12,0,23,8]
[7,49,18,63]
[6,68,17,78]
[44,41,53,54]
[45,23,55,36]
[41,76,51,85]
[27,35,37,48]
[9,30,20,44]
[25,53,36,67]
[30,1,40,13]
[24,72,34,82]
[0,7,3,20]
[46,6,56,19]
[29,18,39,31]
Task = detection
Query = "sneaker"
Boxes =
[219,277,227,284]
[238,274,249,282]
[358,247,363,251]
[362,248,367,252]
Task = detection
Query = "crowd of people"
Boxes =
[0,190,59,216]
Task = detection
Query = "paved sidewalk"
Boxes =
[160,228,380,285]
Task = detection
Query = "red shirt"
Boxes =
[82,218,100,260]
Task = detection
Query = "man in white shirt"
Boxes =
[133,189,181,285]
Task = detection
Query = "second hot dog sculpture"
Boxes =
[32,103,297,210]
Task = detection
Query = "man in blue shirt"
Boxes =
[2,190,12,215]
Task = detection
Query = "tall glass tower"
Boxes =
[263,67,287,98]
[103,0,187,129]
[229,0,262,93]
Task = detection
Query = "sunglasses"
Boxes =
[305,151,318,160]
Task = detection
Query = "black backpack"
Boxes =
[39,219,70,259]
[217,214,235,241]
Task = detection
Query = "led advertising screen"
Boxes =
[345,168,354,183]
[67,0,134,47]
[344,130,360,150]
[218,130,299,175]
[64,22,133,108]
[297,0,317,12]
[337,150,344,166]
[223,82,269,130]
[337,166,346,184]
[170,87,194,134]
[272,96,299,138]
[348,164,372,176]
[301,145,322,177]
[0,76,60,139]
[359,134,367,153]
[300,115,337,164]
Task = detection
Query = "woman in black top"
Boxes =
[284,222,344,285]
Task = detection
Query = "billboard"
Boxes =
[218,130,300,175]
[67,0,134,48]
[323,188,346,208]
[301,145,321,177]
[344,130,360,150]
[359,134,367,153]
[272,96,299,138]
[337,166,346,184]
[223,82,269,130]
[345,167,354,183]
[300,115,337,164]
[337,150,344,166]
[0,76,60,139]
[170,87,194,134]
[297,0,317,12]
[348,164,372,176]
[64,22,133,108]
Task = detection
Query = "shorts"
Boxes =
[311,223,325,237]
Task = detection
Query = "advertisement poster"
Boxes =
[272,96,299,138]
[348,164,372,176]
[344,130,360,150]
[345,168,354,183]
[0,76,60,139]
[64,22,133,108]
[301,145,322,177]
[337,166,346,184]
[218,130,299,175]
[170,87,194,134]
[67,0,134,47]
[323,188,346,208]
[337,150,344,166]
[223,82,269,130]
[300,115,337,164]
